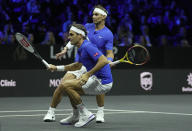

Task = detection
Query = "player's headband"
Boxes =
[70,26,85,37]
[93,8,107,16]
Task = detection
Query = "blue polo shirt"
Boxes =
[75,23,114,62]
[76,40,113,84]
[85,23,113,56]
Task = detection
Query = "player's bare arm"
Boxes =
[48,62,82,72]
[106,50,114,61]
[55,47,68,59]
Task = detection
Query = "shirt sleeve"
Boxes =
[85,44,103,62]
[105,32,114,50]
[75,53,80,62]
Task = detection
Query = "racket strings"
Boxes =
[127,46,149,64]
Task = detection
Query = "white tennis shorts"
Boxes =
[82,75,113,95]
[67,66,113,95]
[67,66,87,79]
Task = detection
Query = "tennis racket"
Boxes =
[110,44,150,66]
[15,33,50,68]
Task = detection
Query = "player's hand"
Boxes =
[79,73,90,86]
[108,60,115,67]
[47,64,57,72]
[56,47,67,60]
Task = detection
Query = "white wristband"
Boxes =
[66,41,74,50]
[56,65,65,71]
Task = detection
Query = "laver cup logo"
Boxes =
[140,72,153,91]
[182,73,192,92]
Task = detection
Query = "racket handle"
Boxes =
[110,60,120,65]
[42,59,50,68]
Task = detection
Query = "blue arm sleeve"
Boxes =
[105,32,114,50]
[86,45,103,62]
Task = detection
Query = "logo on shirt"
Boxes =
[94,52,99,57]
[98,36,103,39]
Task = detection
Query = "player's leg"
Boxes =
[50,73,76,108]
[96,94,105,123]
[60,96,79,125]
[43,73,76,122]
[59,79,95,127]
[81,75,113,124]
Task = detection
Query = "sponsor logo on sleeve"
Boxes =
[94,52,98,57]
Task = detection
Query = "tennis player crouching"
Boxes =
[47,23,113,127]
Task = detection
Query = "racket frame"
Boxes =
[15,33,50,68]
[110,44,150,66]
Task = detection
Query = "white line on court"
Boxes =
[0,109,192,118]
[0,108,131,113]
[0,112,131,118]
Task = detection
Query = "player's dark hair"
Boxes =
[94,5,108,15]
[71,23,87,39]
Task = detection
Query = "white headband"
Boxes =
[70,26,85,36]
[93,8,107,16]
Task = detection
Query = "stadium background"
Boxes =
[0,0,192,96]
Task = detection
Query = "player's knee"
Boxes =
[58,83,68,92]
[62,79,80,88]
[62,73,76,81]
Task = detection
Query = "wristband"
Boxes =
[56,65,65,71]
[107,57,113,62]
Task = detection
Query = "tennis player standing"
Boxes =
[47,23,113,127]
[44,5,114,123]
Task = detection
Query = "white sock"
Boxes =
[49,107,55,112]
[76,103,89,114]
[97,106,104,111]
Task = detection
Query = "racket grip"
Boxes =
[42,59,50,68]
[110,60,120,65]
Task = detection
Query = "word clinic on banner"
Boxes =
[0,79,16,87]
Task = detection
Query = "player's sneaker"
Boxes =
[74,112,95,127]
[43,110,55,122]
[60,113,79,125]
[96,110,104,123]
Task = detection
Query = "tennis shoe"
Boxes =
[74,112,95,127]
[43,110,55,122]
[60,113,79,125]
[96,110,104,123]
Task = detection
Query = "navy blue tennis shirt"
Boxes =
[76,40,113,85]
